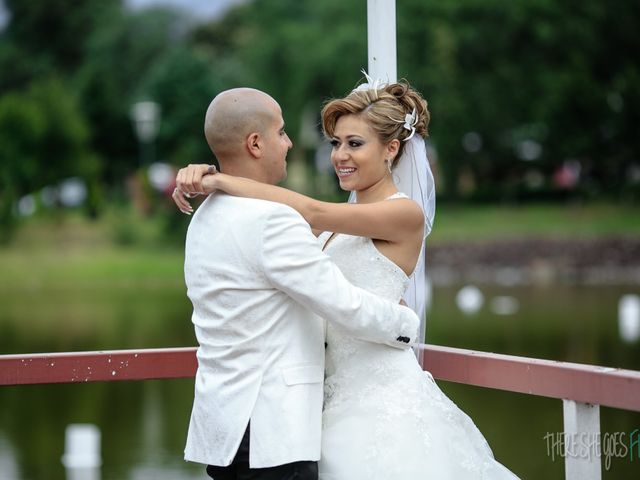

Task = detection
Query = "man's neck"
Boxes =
[219,160,268,184]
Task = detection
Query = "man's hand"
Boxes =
[172,164,217,214]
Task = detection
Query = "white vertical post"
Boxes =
[562,400,601,480]
[368,0,429,360]
[367,0,397,82]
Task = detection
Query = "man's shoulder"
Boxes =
[207,195,305,222]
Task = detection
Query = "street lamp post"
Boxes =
[130,101,161,167]
[129,101,161,214]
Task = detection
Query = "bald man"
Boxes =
[178,88,419,480]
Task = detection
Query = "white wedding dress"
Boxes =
[317,201,520,479]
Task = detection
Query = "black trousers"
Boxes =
[206,424,318,480]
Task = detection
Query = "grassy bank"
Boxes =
[0,208,184,289]
[1,202,638,288]
[429,202,640,243]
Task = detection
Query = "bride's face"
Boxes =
[329,114,392,192]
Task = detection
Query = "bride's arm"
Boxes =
[175,164,423,243]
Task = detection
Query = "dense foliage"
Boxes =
[0,0,638,238]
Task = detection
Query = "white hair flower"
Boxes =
[403,108,418,141]
[352,69,388,92]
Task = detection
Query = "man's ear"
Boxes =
[246,132,262,159]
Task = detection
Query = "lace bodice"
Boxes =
[317,191,412,302]
[318,233,409,303]
[317,192,422,409]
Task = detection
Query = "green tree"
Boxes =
[71,6,234,189]
[137,45,224,166]
[192,0,640,201]
[189,0,368,152]
[399,0,640,199]
[0,78,98,240]
[0,0,122,88]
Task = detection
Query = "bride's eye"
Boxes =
[329,139,340,148]
[349,140,363,148]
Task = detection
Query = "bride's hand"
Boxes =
[173,164,217,215]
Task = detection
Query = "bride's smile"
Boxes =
[330,114,396,196]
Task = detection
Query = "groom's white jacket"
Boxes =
[183,194,419,468]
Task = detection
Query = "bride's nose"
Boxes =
[332,144,349,163]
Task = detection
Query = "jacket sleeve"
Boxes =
[259,205,419,349]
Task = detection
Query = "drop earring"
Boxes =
[386,159,393,174]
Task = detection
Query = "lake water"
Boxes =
[1,282,639,479]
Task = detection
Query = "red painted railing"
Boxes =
[418,345,640,412]
[0,347,197,385]
[1,344,639,413]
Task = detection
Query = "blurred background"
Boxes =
[0,0,639,478]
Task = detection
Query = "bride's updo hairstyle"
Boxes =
[321,81,430,166]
